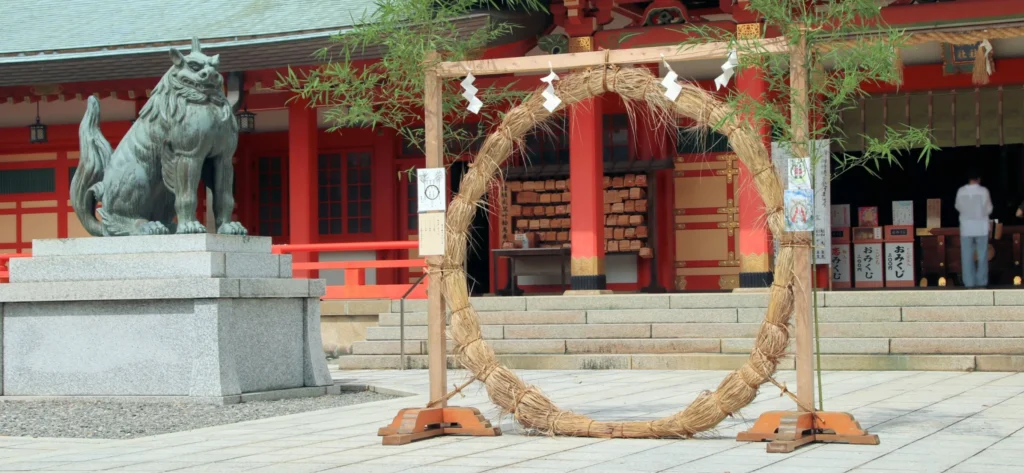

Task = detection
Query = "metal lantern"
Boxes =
[236,107,256,133]
[29,102,47,144]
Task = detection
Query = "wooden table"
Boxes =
[918,226,1023,286]
[492,247,570,295]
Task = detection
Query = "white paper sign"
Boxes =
[892,201,914,226]
[417,168,446,213]
[854,243,883,285]
[885,242,914,282]
[831,244,851,285]
[417,212,446,256]
[812,144,831,265]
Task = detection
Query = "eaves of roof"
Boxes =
[0,12,551,87]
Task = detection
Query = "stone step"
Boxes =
[351,336,1024,357]
[363,322,998,342]
[377,311,586,326]
[364,325,505,341]
[351,339,566,355]
[890,338,1024,354]
[379,307,1024,325]
[334,353,1003,371]
[387,290,1024,314]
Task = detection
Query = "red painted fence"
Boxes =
[272,241,428,300]
[0,242,427,300]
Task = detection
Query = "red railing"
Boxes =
[272,241,427,300]
[0,253,29,283]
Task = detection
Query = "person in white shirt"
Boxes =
[955,170,993,288]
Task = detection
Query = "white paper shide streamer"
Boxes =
[714,49,739,90]
[461,71,483,114]
[541,63,561,113]
[660,55,682,102]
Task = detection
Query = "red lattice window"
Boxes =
[346,152,372,234]
[603,114,631,162]
[521,115,569,165]
[317,151,373,235]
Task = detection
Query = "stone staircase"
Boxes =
[336,290,1024,372]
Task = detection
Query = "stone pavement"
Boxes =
[1,369,1023,472]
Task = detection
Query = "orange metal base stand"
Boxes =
[736,411,879,453]
[378,407,501,445]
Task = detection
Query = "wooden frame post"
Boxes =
[379,54,501,445]
[737,30,879,453]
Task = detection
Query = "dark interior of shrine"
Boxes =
[831,144,1024,229]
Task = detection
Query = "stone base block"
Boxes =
[0,235,332,400]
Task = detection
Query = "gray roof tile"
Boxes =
[0,0,378,55]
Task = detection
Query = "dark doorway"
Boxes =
[831,144,1024,228]
[449,161,492,296]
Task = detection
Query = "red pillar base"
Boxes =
[378,407,501,445]
[737,411,880,453]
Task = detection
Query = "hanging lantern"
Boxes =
[29,102,47,144]
[236,107,256,133]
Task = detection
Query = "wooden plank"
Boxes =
[435,39,788,77]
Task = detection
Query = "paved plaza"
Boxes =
[0,369,1022,472]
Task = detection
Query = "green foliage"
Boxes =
[678,0,939,178]
[277,0,547,171]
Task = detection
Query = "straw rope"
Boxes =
[438,65,794,438]
[819,24,1024,53]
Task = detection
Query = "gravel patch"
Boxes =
[0,391,396,440]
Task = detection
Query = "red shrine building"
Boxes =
[4,0,1024,294]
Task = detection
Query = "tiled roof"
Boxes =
[0,0,378,55]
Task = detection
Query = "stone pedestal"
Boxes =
[0,235,332,403]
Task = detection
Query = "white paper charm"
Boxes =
[540,65,561,113]
[417,168,446,213]
[714,49,739,90]
[460,72,483,114]
[784,188,814,232]
[660,56,682,102]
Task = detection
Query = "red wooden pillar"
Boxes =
[288,99,318,278]
[373,128,398,284]
[736,62,774,288]
[56,151,69,238]
[568,36,606,291]
[569,99,606,291]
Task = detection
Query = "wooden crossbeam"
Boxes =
[435,38,788,78]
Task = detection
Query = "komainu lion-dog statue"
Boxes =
[71,37,248,236]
